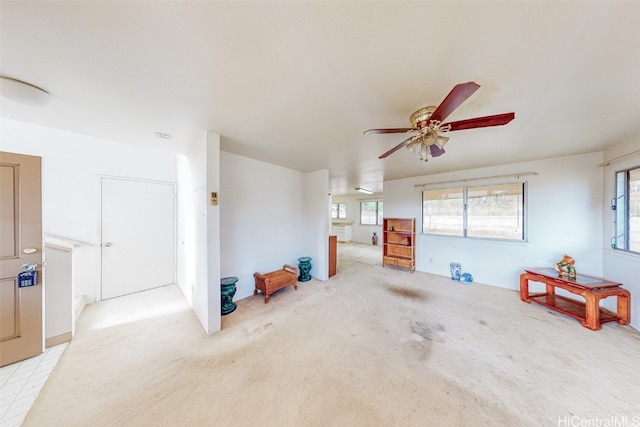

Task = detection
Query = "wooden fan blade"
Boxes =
[364,128,415,135]
[378,135,417,159]
[430,82,481,123]
[443,112,515,131]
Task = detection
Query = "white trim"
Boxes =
[599,149,640,167]
[414,172,537,188]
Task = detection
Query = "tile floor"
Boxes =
[0,343,68,427]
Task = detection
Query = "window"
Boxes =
[612,167,640,253]
[361,201,383,225]
[422,188,464,236]
[332,203,346,219]
[467,184,524,239]
[422,183,525,240]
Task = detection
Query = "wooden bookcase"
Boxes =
[382,218,416,272]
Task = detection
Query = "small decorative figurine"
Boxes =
[556,254,577,278]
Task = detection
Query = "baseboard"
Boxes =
[46,332,72,348]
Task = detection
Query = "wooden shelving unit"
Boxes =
[382,218,415,272]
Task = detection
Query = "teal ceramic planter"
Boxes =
[298,257,312,282]
[220,276,238,315]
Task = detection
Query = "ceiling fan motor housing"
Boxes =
[410,106,437,129]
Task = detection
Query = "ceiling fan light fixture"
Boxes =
[355,187,374,194]
[406,130,447,161]
[435,135,449,149]
[423,131,437,145]
[406,138,419,153]
[417,143,427,162]
[429,144,446,158]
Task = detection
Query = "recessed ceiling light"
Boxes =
[0,76,50,106]
[355,187,374,194]
[155,132,172,140]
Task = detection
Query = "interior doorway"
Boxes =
[100,177,176,300]
[336,241,381,272]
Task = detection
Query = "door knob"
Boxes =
[104,242,113,247]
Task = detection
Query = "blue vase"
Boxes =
[450,263,462,281]
[460,273,473,283]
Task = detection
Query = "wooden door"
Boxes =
[101,178,175,300]
[0,151,43,366]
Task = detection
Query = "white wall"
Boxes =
[0,118,178,303]
[206,133,221,333]
[220,152,329,302]
[177,132,221,335]
[331,193,383,244]
[304,169,330,281]
[602,134,640,330]
[384,152,604,290]
[42,243,73,343]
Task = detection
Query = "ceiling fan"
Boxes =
[364,82,515,161]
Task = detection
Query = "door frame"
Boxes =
[97,175,177,302]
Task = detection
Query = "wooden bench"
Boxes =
[253,264,298,303]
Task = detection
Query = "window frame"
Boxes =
[421,187,464,237]
[331,202,347,219]
[612,166,640,254]
[422,182,527,241]
[360,200,383,225]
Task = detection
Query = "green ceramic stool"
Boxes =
[220,276,238,315]
[297,257,312,282]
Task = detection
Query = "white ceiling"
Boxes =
[1,1,639,196]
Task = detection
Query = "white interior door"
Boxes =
[101,178,175,300]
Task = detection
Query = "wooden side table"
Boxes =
[520,268,630,331]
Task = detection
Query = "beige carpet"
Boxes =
[25,243,640,426]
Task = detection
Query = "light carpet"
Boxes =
[24,243,640,426]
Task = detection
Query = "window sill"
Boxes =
[605,248,640,263]
[419,233,528,244]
